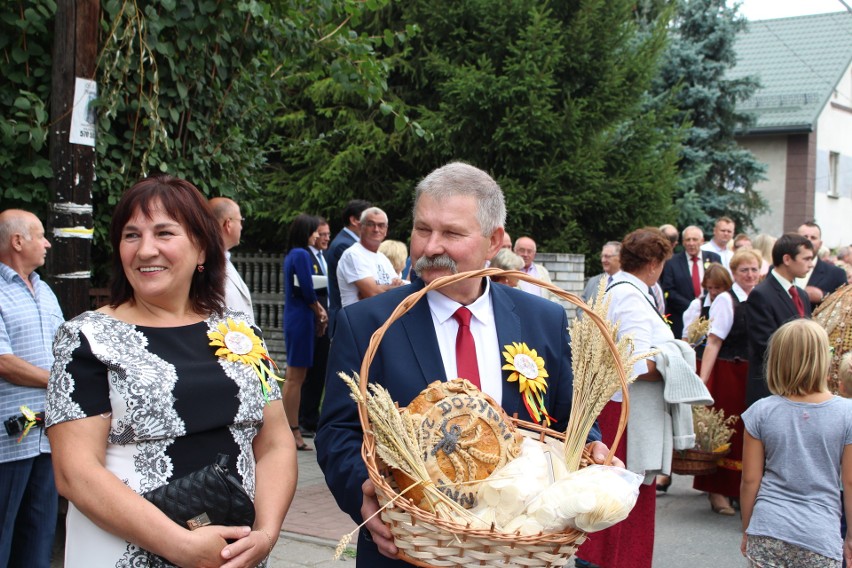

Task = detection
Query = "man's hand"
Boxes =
[361,479,397,559]
[586,441,626,469]
[805,285,824,304]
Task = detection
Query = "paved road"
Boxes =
[52,453,745,567]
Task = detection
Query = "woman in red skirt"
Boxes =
[694,249,762,514]
[576,228,674,568]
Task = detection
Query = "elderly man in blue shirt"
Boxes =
[0,209,64,568]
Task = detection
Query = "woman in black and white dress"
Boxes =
[46,176,297,567]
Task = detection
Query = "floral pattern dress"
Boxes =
[46,310,280,568]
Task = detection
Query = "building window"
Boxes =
[829,151,840,198]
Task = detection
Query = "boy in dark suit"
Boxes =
[745,233,814,407]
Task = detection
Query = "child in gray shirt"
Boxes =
[741,319,852,566]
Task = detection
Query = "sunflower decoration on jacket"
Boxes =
[208,318,282,402]
[502,342,554,426]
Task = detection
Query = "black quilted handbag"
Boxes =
[142,453,256,530]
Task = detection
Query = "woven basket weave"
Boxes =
[671,448,729,476]
[356,268,630,568]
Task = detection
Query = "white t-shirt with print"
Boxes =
[337,241,397,307]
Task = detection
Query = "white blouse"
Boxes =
[707,283,749,340]
[606,271,675,377]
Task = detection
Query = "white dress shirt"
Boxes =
[700,240,733,270]
[426,279,502,406]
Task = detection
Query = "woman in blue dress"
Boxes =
[283,214,328,451]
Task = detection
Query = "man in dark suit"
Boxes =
[299,219,331,438]
[327,199,371,337]
[745,233,814,406]
[797,221,847,306]
[660,225,722,339]
[315,162,615,568]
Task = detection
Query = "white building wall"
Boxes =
[738,135,788,238]
[814,60,852,249]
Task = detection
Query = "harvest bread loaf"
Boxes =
[393,379,523,509]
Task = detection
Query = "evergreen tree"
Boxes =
[653,0,766,233]
[265,0,683,260]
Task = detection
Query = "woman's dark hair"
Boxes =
[287,214,320,251]
[620,227,673,273]
[109,174,226,314]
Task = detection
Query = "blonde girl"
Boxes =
[741,319,852,567]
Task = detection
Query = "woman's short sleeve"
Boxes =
[46,321,112,427]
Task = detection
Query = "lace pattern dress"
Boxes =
[46,310,281,568]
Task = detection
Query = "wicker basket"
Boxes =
[671,448,729,476]
[356,267,630,568]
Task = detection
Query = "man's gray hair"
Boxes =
[604,241,621,252]
[360,206,387,224]
[0,210,34,254]
[413,162,506,237]
[490,249,524,271]
[683,225,703,239]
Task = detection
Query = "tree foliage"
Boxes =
[0,0,55,214]
[652,0,766,233]
[1,0,405,277]
[264,0,683,263]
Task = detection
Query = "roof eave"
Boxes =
[736,123,815,136]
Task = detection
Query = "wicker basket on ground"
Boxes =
[671,448,730,476]
[355,268,630,568]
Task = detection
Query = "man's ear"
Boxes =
[10,233,24,252]
[486,227,505,260]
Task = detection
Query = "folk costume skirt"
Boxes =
[575,400,656,568]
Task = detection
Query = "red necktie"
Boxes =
[691,255,701,298]
[789,286,805,317]
[453,307,481,389]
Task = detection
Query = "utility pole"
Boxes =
[47,0,99,318]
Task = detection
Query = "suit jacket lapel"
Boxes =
[769,276,797,319]
[309,250,322,275]
[491,285,522,418]
[399,283,446,389]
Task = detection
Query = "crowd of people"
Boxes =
[2,165,852,568]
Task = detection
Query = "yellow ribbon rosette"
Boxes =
[502,342,554,426]
[16,405,42,443]
[208,318,283,403]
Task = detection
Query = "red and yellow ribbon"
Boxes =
[502,342,555,426]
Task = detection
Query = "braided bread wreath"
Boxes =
[391,379,523,510]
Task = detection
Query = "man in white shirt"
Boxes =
[513,236,557,299]
[316,162,619,567]
[700,216,735,270]
[209,197,254,324]
[336,207,403,307]
[581,241,621,303]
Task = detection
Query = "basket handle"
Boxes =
[357,267,630,467]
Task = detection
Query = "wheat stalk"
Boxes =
[685,315,712,347]
[563,279,655,471]
[338,372,479,523]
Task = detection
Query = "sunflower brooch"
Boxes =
[502,342,554,426]
[208,318,282,402]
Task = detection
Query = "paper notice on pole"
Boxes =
[69,78,97,147]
